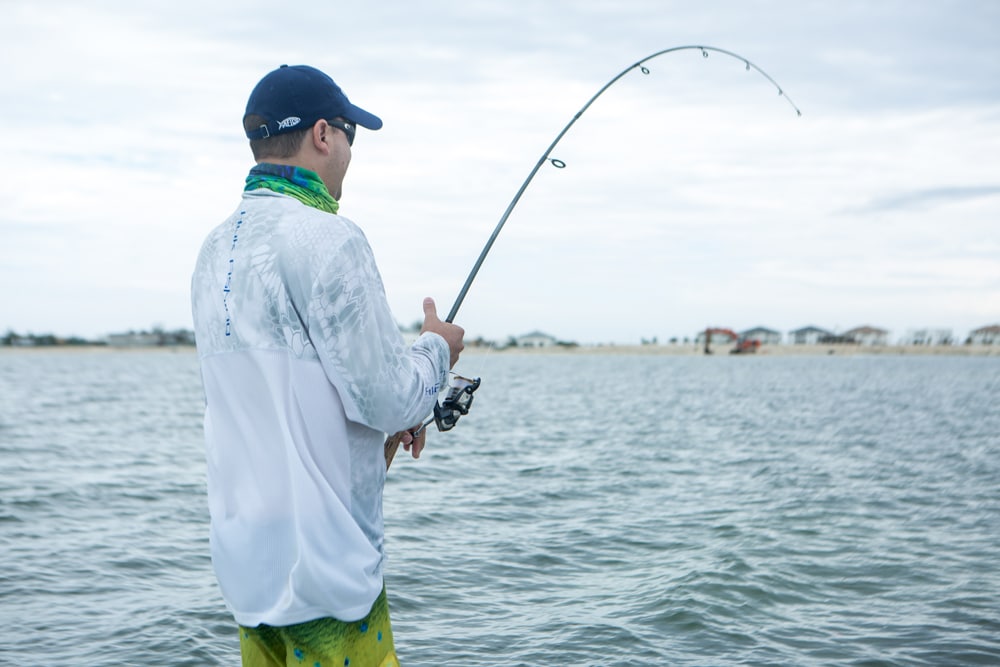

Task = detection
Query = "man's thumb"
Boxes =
[422,297,438,322]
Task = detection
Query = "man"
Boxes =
[191,64,464,667]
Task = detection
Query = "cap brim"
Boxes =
[345,103,382,130]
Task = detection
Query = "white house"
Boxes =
[515,331,558,348]
[969,324,1000,345]
[900,328,953,346]
[789,326,832,345]
[740,326,782,345]
[844,325,890,346]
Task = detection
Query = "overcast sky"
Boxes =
[2,1,998,344]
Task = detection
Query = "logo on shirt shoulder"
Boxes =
[278,116,301,130]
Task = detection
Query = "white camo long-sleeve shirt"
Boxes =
[191,188,449,626]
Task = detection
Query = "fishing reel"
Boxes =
[414,373,481,435]
[434,374,481,431]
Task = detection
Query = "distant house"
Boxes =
[968,324,1000,345]
[900,328,953,346]
[789,326,832,345]
[515,331,558,348]
[740,326,782,345]
[844,325,890,346]
[8,334,37,347]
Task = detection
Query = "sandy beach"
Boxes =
[467,343,1000,357]
[3,343,998,357]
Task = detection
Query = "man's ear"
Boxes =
[311,120,330,155]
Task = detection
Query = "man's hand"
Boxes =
[397,424,428,459]
[386,297,462,469]
[420,297,464,368]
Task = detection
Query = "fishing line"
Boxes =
[386,45,800,469]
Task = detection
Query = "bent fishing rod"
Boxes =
[385,45,801,468]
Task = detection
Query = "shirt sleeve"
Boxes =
[307,227,449,434]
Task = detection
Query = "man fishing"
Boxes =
[190,64,464,666]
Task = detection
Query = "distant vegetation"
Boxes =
[2,328,195,348]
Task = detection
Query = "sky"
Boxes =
[2,0,998,345]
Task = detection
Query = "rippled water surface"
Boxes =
[2,349,999,666]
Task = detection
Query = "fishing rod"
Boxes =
[386,45,801,468]
[445,45,800,323]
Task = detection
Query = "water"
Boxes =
[2,349,999,666]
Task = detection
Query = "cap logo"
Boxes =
[277,116,301,130]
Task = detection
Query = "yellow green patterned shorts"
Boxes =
[238,588,399,667]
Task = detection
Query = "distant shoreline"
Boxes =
[2,343,998,357]
[475,344,1000,356]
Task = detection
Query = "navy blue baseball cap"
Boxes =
[244,64,383,140]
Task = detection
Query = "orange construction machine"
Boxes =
[703,327,761,355]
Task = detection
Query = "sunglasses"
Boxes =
[327,119,356,146]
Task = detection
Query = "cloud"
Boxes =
[2,0,1000,342]
[848,185,1000,214]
